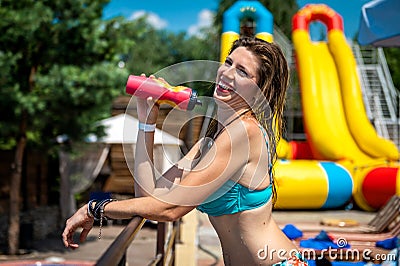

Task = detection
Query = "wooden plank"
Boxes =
[103,175,135,194]
[175,210,198,266]
[112,170,132,177]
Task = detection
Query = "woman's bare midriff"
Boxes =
[208,200,298,266]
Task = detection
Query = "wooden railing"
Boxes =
[95,217,179,266]
[95,216,146,266]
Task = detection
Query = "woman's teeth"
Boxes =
[218,82,234,91]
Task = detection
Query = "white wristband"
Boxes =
[138,122,156,132]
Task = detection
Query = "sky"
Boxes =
[103,0,371,39]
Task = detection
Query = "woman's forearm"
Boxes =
[103,196,194,222]
[134,130,156,196]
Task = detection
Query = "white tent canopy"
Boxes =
[96,113,184,174]
[97,113,184,145]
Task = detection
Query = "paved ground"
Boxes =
[0,221,158,266]
[196,209,376,266]
[0,209,377,266]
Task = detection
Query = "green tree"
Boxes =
[120,15,219,96]
[384,48,400,91]
[0,0,130,254]
[122,16,219,76]
[262,0,298,39]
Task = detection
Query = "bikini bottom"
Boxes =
[272,252,309,266]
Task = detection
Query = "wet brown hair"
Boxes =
[229,37,289,162]
[206,36,289,205]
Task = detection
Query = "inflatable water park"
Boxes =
[220,1,400,211]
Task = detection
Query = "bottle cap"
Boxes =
[187,90,202,111]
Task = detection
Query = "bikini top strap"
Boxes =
[213,109,250,140]
[257,124,273,184]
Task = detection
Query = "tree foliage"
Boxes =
[116,15,219,96]
[121,16,219,76]
[384,48,400,91]
[0,0,132,151]
[0,0,131,254]
[0,0,221,164]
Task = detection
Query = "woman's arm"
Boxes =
[134,125,204,196]
[151,139,203,190]
[133,75,202,196]
[62,120,253,248]
[133,128,156,196]
[110,120,252,219]
[155,121,251,207]
[132,75,161,196]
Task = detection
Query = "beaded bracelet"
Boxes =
[87,200,95,218]
[87,198,116,239]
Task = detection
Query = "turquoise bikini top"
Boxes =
[196,180,272,216]
[197,123,273,217]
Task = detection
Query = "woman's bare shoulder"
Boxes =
[241,117,265,139]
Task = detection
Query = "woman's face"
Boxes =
[214,46,260,109]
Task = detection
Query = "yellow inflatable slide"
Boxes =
[291,4,399,211]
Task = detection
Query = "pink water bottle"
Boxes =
[125,75,201,111]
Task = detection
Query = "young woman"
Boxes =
[62,37,307,265]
